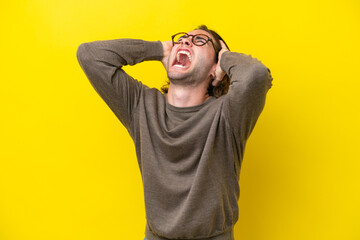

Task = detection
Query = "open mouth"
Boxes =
[172,49,192,69]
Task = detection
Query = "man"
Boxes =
[77,25,273,240]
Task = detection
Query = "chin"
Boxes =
[167,67,192,80]
[167,71,196,86]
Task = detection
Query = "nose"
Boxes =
[181,36,193,47]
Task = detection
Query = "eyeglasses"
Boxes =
[171,32,216,52]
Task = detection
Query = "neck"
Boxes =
[167,83,210,108]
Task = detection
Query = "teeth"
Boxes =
[173,64,186,68]
[176,50,192,62]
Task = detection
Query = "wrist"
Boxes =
[162,41,172,56]
[142,41,164,61]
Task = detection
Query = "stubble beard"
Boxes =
[167,65,211,88]
[167,72,199,87]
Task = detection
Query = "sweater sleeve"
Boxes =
[220,51,273,142]
[76,39,164,129]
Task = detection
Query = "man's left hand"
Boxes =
[212,40,229,86]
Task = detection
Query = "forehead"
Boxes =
[187,29,213,39]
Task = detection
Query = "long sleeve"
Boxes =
[221,51,273,143]
[76,39,164,129]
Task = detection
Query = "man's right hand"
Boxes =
[161,41,173,71]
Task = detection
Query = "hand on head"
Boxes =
[212,40,229,86]
[161,41,173,71]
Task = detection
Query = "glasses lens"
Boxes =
[173,33,188,44]
[192,35,208,46]
[172,33,209,46]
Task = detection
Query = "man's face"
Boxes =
[167,29,217,87]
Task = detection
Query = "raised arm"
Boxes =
[220,50,273,142]
[76,39,163,129]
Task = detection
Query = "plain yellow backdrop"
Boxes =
[1,0,359,239]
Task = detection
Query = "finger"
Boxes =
[212,72,226,86]
[212,78,221,86]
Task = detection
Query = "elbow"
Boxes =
[76,42,99,80]
[76,42,96,66]
[76,43,88,63]
[250,63,273,90]
[250,62,267,79]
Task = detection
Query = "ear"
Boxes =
[209,62,217,80]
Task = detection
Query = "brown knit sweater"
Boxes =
[76,39,273,240]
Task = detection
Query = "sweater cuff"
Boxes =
[143,40,164,61]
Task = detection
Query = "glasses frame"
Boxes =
[171,32,216,52]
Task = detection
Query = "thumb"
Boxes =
[212,65,226,86]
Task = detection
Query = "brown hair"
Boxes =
[161,25,231,98]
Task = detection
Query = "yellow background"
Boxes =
[1,0,359,239]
